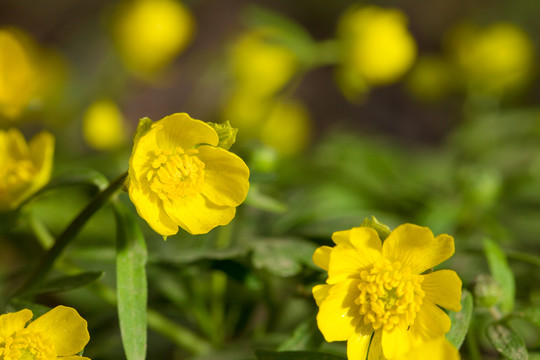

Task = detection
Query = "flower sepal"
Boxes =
[207,121,238,150]
[360,215,391,240]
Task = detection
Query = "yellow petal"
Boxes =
[349,227,383,263]
[128,183,178,236]
[130,125,159,174]
[164,193,235,234]
[196,145,250,207]
[411,301,451,339]
[0,309,33,338]
[382,224,454,274]
[316,279,359,342]
[59,357,91,360]
[312,284,331,306]
[327,244,364,284]
[313,246,332,271]
[347,331,373,360]
[367,330,384,360]
[6,127,30,160]
[422,270,462,312]
[155,113,219,150]
[396,337,460,360]
[381,326,412,359]
[27,305,89,356]
[331,228,354,245]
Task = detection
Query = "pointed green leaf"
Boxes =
[483,239,515,313]
[486,320,528,360]
[114,202,148,360]
[446,289,474,349]
[256,350,346,360]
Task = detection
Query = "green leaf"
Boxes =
[251,238,317,277]
[486,320,528,360]
[519,306,540,328]
[22,272,104,296]
[360,216,391,241]
[446,289,474,349]
[256,350,346,360]
[483,239,515,313]
[277,318,324,351]
[114,202,148,360]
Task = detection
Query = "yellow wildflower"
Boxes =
[128,113,250,236]
[0,305,90,359]
[112,0,194,77]
[82,99,126,151]
[313,224,462,359]
[337,5,416,94]
[0,128,54,211]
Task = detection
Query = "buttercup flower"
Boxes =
[0,128,54,211]
[313,223,462,359]
[128,113,250,236]
[0,305,90,359]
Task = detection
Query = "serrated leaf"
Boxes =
[114,202,148,360]
[256,350,346,360]
[251,238,317,277]
[486,321,528,360]
[446,289,474,349]
[22,271,104,296]
[483,239,515,313]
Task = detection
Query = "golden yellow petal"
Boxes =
[349,227,383,263]
[382,224,454,274]
[6,127,31,160]
[27,305,89,356]
[395,337,460,360]
[411,301,451,339]
[312,283,331,306]
[316,279,359,342]
[331,228,354,246]
[164,193,235,235]
[0,309,33,338]
[347,331,373,360]
[196,145,250,207]
[130,125,159,176]
[59,357,91,360]
[128,183,178,236]
[155,113,219,150]
[313,246,332,271]
[367,330,384,360]
[381,326,413,359]
[422,270,462,312]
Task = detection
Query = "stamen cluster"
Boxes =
[0,328,56,360]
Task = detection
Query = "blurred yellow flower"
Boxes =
[230,28,298,97]
[113,0,194,77]
[447,22,534,95]
[0,128,54,211]
[0,305,90,359]
[128,113,250,236]
[406,55,457,102]
[337,5,416,95]
[83,99,126,151]
[0,29,38,119]
[396,337,460,360]
[313,224,462,359]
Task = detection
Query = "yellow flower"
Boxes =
[0,305,90,359]
[337,5,416,92]
[396,337,460,360]
[312,224,462,359]
[128,113,250,236]
[82,99,126,151]
[112,0,194,77]
[0,128,55,211]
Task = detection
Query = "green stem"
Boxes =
[11,171,128,299]
[466,328,483,360]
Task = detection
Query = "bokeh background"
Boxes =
[2,0,540,359]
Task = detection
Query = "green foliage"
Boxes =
[256,350,346,360]
[486,321,529,360]
[447,289,474,349]
[483,239,516,313]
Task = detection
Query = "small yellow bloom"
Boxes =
[112,0,194,77]
[0,305,91,359]
[128,113,250,236]
[313,224,462,359]
[82,99,126,151]
[0,128,54,211]
[337,6,416,92]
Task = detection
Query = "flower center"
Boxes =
[0,328,56,360]
[146,147,205,201]
[355,259,425,331]
[0,159,36,192]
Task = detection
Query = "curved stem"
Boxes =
[10,171,128,299]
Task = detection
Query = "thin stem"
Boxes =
[10,171,128,299]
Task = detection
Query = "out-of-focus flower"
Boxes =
[259,99,311,156]
[230,28,299,97]
[0,305,90,359]
[313,224,462,359]
[128,113,249,236]
[396,337,460,360]
[0,128,54,211]
[337,6,416,98]
[405,55,458,102]
[83,99,127,151]
[112,0,194,77]
[447,22,535,95]
[0,29,38,119]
